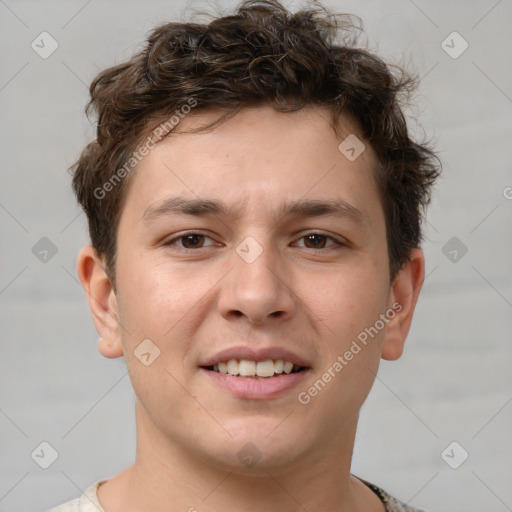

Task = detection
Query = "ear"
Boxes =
[76,246,124,359]
[381,248,425,361]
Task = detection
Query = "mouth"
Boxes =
[199,347,311,399]
[202,359,308,379]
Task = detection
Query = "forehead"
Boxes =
[121,105,382,225]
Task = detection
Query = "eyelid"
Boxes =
[163,231,219,249]
[163,230,347,250]
[292,231,346,248]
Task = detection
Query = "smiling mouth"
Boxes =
[202,359,308,379]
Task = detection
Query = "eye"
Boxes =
[294,232,343,250]
[163,231,345,251]
[164,232,218,250]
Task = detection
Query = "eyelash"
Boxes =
[163,231,345,251]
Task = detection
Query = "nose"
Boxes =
[217,237,296,326]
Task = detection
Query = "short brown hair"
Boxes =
[70,0,440,289]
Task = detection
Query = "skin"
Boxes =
[77,105,424,512]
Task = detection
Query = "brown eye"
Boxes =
[179,234,206,249]
[303,234,328,249]
[165,233,217,250]
[295,233,342,249]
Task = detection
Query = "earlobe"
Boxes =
[381,248,425,361]
[76,246,124,359]
[98,336,124,359]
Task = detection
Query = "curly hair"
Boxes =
[70,0,440,289]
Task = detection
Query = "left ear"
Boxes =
[381,248,425,361]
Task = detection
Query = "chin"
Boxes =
[198,417,309,474]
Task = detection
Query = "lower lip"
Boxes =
[200,368,310,399]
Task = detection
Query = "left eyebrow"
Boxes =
[141,196,366,226]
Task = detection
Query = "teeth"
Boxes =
[238,360,256,377]
[227,359,239,376]
[211,359,302,377]
[256,360,275,377]
[283,361,294,374]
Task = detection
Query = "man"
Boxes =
[51,1,440,510]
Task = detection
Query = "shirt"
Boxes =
[48,477,427,512]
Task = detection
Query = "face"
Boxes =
[82,105,421,475]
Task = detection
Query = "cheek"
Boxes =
[116,256,196,334]
[300,275,388,426]
[314,264,389,409]
[308,260,389,345]
[115,257,222,377]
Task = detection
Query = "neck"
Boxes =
[97,404,383,512]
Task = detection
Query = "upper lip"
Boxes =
[200,346,311,368]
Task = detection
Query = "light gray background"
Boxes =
[1,1,511,511]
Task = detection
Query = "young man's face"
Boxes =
[79,105,423,474]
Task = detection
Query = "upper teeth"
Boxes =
[213,359,296,377]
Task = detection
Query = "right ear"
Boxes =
[76,246,123,358]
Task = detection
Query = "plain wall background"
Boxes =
[1,1,511,511]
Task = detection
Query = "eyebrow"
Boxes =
[141,196,366,226]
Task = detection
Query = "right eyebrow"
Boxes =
[141,196,366,227]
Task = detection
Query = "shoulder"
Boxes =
[356,476,429,512]
[48,480,107,512]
